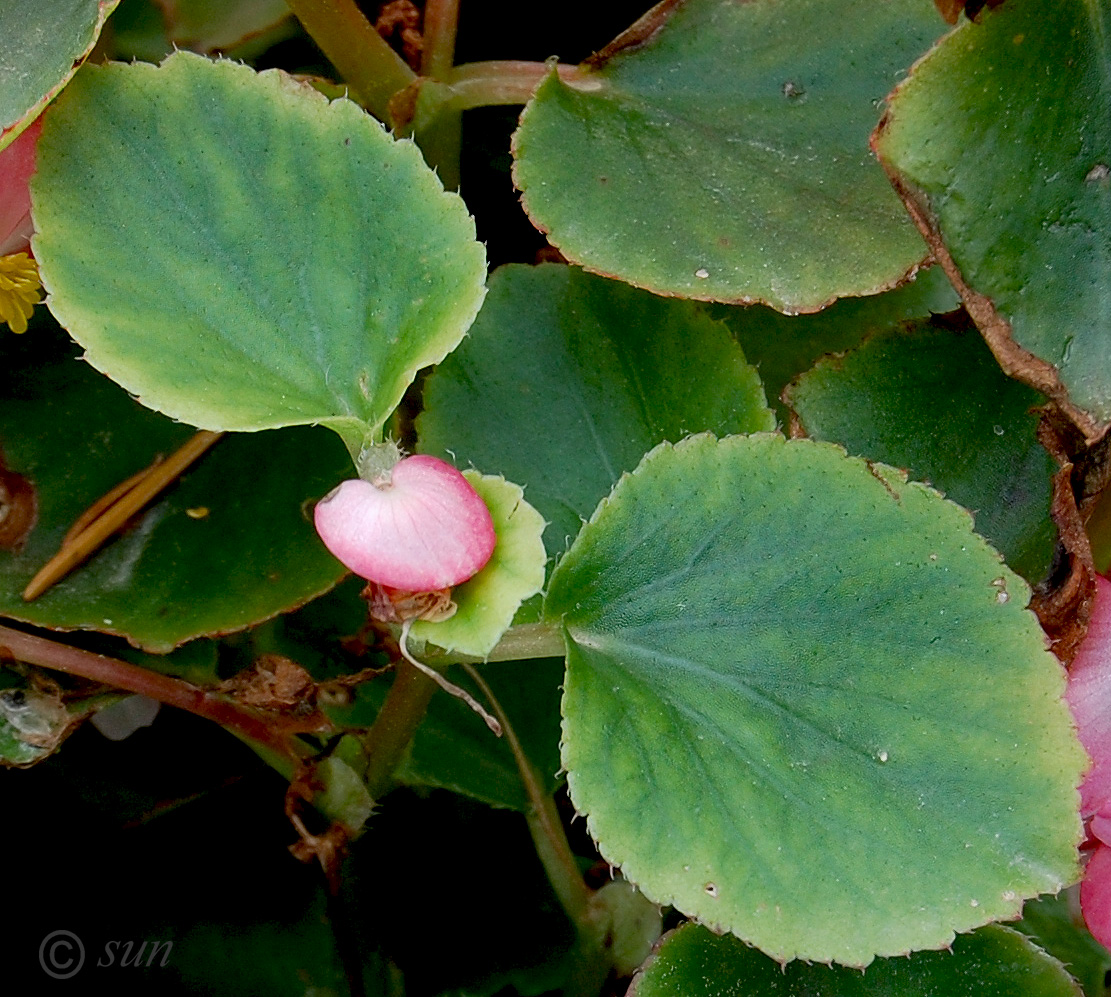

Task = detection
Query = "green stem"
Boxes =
[462,664,595,929]
[285,0,416,121]
[420,0,460,80]
[0,623,315,762]
[423,622,566,666]
[360,659,439,799]
[445,60,588,109]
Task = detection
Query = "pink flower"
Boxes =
[1066,573,1111,946]
[314,452,496,592]
[0,118,42,258]
[0,119,44,333]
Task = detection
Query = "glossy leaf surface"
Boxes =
[512,0,948,311]
[0,329,349,652]
[631,922,1082,996]
[874,0,1111,435]
[419,264,773,560]
[0,0,117,147]
[787,318,1056,582]
[32,52,486,451]
[545,434,1083,964]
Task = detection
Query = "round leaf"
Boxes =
[410,472,547,658]
[631,922,1083,997]
[31,52,486,451]
[511,0,948,311]
[787,317,1057,582]
[873,0,1111,437]
[418,264,774,560]
[544,433,1083,965]
[0,330,350,652]
[0,0,117,147]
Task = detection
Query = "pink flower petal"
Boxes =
[1067,574,1111,816]
[1082,842,1111,948]
[0,119,42,258]
[314,455,496,591]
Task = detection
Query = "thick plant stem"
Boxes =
[446,60,587,109]
[462,665,594,928]
[361,659,439,799]
[0,623,320,759]
[421,0,460,80]
[285,0,416,121]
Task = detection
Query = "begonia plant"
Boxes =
[2,0,1111,993]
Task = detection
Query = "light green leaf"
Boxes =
[0,0,118,147]
[631,922,1083,996]
[32,51,486,453]
[419,264,774,561]
[512,0,948,311]
[874,0,1111,436]
[410,473,547,658]
[545,433,1083,965]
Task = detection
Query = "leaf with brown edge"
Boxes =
[512,0,949,313]
[873,0,1111,444]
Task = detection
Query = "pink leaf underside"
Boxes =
[1068,574,1111,816]
[314,455,496,591]
[1083,842,1111,948]
[0,118,41,257]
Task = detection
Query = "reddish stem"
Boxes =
[0,623,327,758]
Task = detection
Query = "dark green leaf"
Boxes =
[631,922,1083,996]
[1015,893,1111,997]
[324,657,565,812]
[874,0,1111,436]
[419,263,774,561]
[0,0,117,145]
[710,265,959,424]
[512,0,948,311]
[0,330,349,652]
[786,317,1056,582]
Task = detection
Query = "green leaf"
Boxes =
[324,658,565,812]
[410,472,547,657]
[0,0,118,147]
[159,0,293,53]
[511,0,948,312]
[544,434,1084,965]
[151,890,362,996]
[709,265,960,425]
[630,922,1083,996]
[31,51,486,452]
[1015,893,1111,997]
[418,264,774,561]
[313,736,375,833]
[873,0,1111,437]
[786,317,1057,582]
[0,330,350,652]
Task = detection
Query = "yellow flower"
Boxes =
[0,252,42,334]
